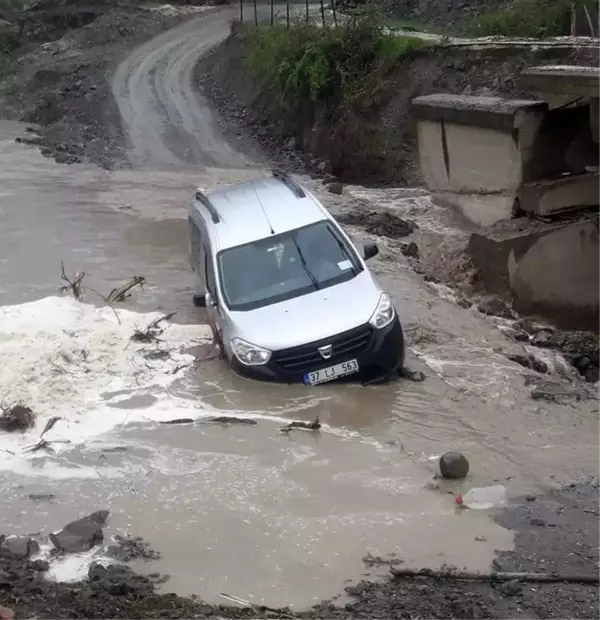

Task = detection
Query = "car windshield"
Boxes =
[217,220,363,311]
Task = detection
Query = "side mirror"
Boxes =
[193,293,206,308]
[363,241,379,261]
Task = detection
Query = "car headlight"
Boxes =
[231,337,272,366]
[369,292,395,329]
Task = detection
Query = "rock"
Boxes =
[336,210,418,239]
[327,182,344,195]
[283,137,296,151]
[439,452,470,479]
[400,242,419,259]
[526,494,537,502]
[0,605,13,620]
[54,153,82,164]
[88,563,153,597]
[50,510,109,553]
[530,517,546,527]
[0,405,35,432]
[507,353,549,374]
[318,160,332,175]
[400,367,426,382]
[30,559,50,571]
[28,493,55,503]
[531,329,555,347]
[498,579,522,597]
[456,296,472,309]
[477,296,515,320]
[0,536,39,558]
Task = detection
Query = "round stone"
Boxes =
[439,452,470,479]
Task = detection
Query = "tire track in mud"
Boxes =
[111,8,251,169]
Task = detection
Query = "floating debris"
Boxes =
[279,416,321,433]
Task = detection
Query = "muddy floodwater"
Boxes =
[0,104,597,609]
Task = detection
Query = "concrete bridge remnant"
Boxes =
[411,65,599,329]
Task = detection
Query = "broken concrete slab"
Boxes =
[520,65,600,99]
[518,171,599,216]
[467,215,599,330]
[412,94,548,226]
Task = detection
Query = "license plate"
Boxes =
[303,359,359,385]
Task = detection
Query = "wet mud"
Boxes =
[0,481,597,619]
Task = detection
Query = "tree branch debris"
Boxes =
[390,567,600,585]
[279,416,321,433]
[105,276,146,303]
[131,312,177,343]
[59,261,85,301]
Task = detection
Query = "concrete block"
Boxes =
[520,65,600,98]
[467,216,599,330]
[518,172,599,216]
[434,193,515,228]
[411,94,547,132]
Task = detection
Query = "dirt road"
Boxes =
[112,8,253,169]
[0,5,598,615]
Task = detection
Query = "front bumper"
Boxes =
[230,317,405,384]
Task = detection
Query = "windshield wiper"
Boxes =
[293,238,320,291]
[330,229,358,275]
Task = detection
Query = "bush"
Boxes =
[465,0,596,38]
[244,15,423,114]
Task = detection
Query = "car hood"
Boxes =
[228,271,383,351]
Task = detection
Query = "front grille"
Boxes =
[272,324,373,373]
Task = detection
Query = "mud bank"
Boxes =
[196,24,598,185]
[0,481,597,619]
[0,5,211,169]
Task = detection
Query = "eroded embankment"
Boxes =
[196,23,599,185]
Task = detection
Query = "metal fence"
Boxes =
[238,0,338,27]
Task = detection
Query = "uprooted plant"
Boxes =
[59,262,146,307]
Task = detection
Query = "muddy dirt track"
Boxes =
[0,5,598,619]
[111,7,253,169]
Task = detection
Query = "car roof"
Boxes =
[198,176,330,252]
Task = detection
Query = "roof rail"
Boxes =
[272,170,306,199]
[195,190,220,223]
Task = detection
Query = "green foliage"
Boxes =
[244,15,423,113]
[464,0,596,38]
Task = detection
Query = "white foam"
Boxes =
[0,296,212,474]
[0,296,384,478]
[36,542,114,583]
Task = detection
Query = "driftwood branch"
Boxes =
[390,567,599,585]
[59,261,85,301]
[105,276,145,303]
[279,416,321,433]
[219,593,294,618]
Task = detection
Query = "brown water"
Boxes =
[0,27,598,606]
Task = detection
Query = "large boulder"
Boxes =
[49,510,109,553]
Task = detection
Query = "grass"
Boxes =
[464,0,598,38]
[244,14,423,115]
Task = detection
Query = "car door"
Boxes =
[203,243,224,346]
